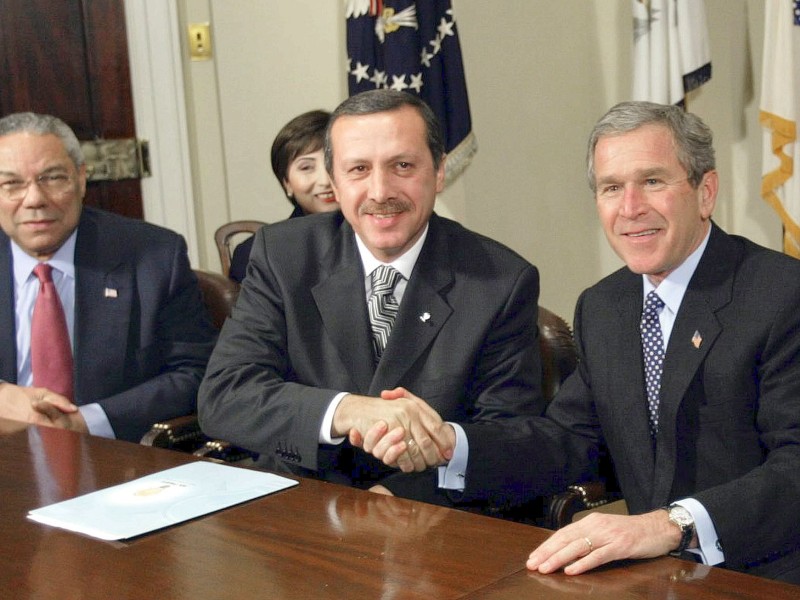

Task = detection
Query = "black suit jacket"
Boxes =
[199,211,543,505]
[489,224,800,582]
[0,206,216,442]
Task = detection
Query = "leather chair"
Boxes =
[194,269,240,329]
[537,306,578,403]
[214,220,267,278]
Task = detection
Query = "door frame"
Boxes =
[124,1,199,265]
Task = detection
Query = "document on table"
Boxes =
[27,461,298,540]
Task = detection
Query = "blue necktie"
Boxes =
[641,291,665,438]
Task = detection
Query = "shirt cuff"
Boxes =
[437,422,467,490]
[675,497,725,565]
[79,403,116,439]
[319,392,348,445]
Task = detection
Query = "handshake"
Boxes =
[332,386,456,473]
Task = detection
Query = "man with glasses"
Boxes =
[0,112,216,441]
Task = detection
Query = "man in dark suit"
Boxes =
[0,112,216,442]
[199,89,543,506]
[520,102,800,583]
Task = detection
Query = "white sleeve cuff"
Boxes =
[79,403,116,439]
[319,392,348,445]
[675,497,725,565]
[437,422,467,490]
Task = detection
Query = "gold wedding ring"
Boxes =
[584,537,593,554]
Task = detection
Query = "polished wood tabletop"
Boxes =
[2,419,798,599]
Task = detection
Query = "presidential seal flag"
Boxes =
[760,0,800,258]
[345,0,477,185]
[632,0,712,106]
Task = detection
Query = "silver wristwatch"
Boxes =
[663,504,695,556]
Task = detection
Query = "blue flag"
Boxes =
[345,0,477,185]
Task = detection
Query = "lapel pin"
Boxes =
[691,330,702,349]
[419,312,431,323]
[104,288,118,299]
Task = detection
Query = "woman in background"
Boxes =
[229,109,337,282]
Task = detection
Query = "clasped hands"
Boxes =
[332,386,455,473]
[0,382,88,432]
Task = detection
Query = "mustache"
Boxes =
[358,199,412,215]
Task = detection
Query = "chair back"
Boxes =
[194,269,240,330]
[214,220,267,277]
[537,306,578,402]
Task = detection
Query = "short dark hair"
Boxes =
[0,112,84,168]
[586,101,715,192]
[324,89,445,176]
[271,110,331,187]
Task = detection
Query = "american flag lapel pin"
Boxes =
[104,287,118,299]
[691,330,702,349]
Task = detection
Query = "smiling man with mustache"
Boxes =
[199,89,544,508]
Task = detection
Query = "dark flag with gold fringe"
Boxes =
[345,0,477,186]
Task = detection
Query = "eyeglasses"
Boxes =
[0,173,74,202]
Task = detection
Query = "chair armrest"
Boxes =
[545,481,621,529]
[140,414,208,453]
[193,440,259,464]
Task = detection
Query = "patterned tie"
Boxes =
[641,290,665,438]
[31,263,74,400]
[368,265,402,361]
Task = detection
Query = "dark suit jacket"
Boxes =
[0,206,216,442]
[488,224,800,582]
[199,211,543,506]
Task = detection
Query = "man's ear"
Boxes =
[435,154,446,193]
[699,170,718,219]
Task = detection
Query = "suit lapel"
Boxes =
[609,277,658,496]
[369,218,454,395]
[370,261,453,395]
[651,224,736,505]
[312,222,375,393]
[72,208,131,402]
[0,237,16,381]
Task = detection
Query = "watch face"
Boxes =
[670,505,694,527]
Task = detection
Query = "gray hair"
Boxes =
[586,101,715,192]
[324,89,445,176]
[0,112,85,168]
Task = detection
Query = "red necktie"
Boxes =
[31,263,74,400]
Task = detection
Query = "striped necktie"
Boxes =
[368,265,402,362]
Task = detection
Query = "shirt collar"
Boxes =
[642,225,711,315]
[12,228,78,286]
[355,223,429,281]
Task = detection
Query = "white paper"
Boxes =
[27,461,298,540]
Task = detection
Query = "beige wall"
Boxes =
[176,0,778,321]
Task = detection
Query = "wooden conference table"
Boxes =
[2,419,798,599]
